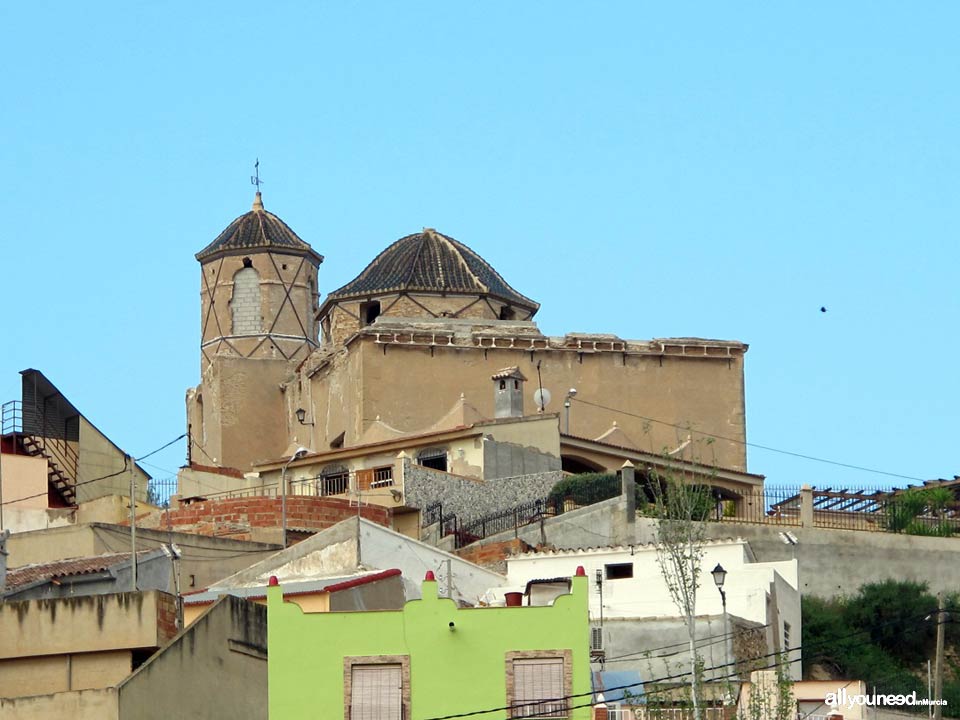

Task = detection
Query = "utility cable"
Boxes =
[135,433,186,462]
[0,434,187,507]
[422,608,941,720]
[571,396,924,482]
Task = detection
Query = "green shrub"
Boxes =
[547,473,620,507]
[803,580,944,697]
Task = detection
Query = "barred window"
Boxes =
[319,465,349,496]
[417,447,447,472]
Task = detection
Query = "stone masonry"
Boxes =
[402,459,563,523]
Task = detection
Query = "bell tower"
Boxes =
[186,191,323,471]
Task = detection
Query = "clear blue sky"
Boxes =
[2,3,956,492]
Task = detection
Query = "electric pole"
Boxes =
[934,592,945,720]
[129,455,137,592]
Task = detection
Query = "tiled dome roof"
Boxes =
[324,228,538,312]
[196,193,323,264]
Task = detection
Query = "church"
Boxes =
[185,191,754,498]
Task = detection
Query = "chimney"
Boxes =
[491,367,526,418]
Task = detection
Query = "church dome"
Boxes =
[323,228,538,314]
[196,193,324,264]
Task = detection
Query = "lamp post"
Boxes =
[281,447,310,548]
[564,388,577,434]
[712,563,732,674]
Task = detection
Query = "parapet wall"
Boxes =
[139,496,390,542]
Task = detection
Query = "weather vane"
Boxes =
[251,158,264,191]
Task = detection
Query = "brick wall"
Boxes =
[156,591,180,642]
[231,267,262,334]
[455,538,533,567]
[142,496,390,538]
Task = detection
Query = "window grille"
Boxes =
[417,447,448,472]
[319,466,350,496]
[372,466,394,488]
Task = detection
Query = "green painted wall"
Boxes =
[268,574,592,720]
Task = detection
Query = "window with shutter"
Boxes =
[350,664,402,720]
[511,658,567,718]
[356,468,375,491]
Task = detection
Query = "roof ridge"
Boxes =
[437,231,487,293]
[448,234,536,308]
[404,232,431,288]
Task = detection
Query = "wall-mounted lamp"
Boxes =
[295,407,314,426]
[564,388,577,434]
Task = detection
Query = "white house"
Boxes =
[498,538,801,683]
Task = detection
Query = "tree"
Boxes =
[885,487,955,537]
[741,660,794,720]
[650,458,717,720]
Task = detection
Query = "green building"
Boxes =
[267,567,593,720]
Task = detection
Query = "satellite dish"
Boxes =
[533,388,552,412]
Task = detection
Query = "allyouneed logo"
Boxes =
[825,688,947,709]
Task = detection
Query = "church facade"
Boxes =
[186,193,750,477]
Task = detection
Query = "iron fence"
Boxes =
[714,486,803,526]
[422,502,443,528]
[146,476,178,507]
[458,499,549,547]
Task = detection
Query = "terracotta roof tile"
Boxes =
[324,228,537,312]
[4,552,143,590]
[196,193,323,264]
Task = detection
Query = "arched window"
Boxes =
[416,447,448,472]
[231,265,262,335]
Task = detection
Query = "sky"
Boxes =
[1,2,957,494]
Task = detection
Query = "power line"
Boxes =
[603,623,773,664]
[0,434,187,507]
[136,433,186,462]
[421,608,941,720]
[571,397,924,482]
[93,524,280,556]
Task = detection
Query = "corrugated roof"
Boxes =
[322,228,538,312]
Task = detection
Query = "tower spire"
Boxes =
[250,158,264,210]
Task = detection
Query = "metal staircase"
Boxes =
[1,400,78,505]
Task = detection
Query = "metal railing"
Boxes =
[632,708,729,720]
[422,501,443,528]
[714,486,803,527]
[2,399,80,488]
[1,400,22,434]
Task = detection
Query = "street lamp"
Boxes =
[712,564,733,671]
[281,446,310,548]
[564,388,577,434]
